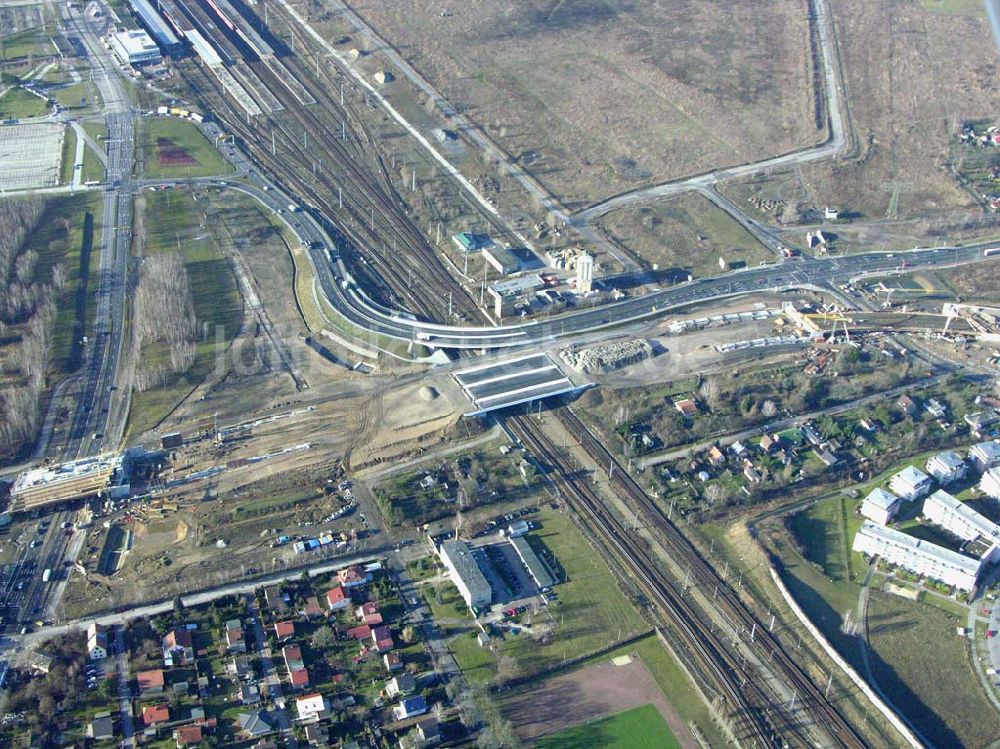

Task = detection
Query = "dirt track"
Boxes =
[503,656,698,747]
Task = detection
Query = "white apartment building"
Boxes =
[925,451,968,485]
[970,441,1000,472]
[888,465,933,501]
[860,487,901,525]
[922,489,1000,545]
[853,521,982,591]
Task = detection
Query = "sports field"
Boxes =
[535,704,680,749]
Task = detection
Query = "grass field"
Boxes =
[0,28,52,60]
[138,118,231,179]
[536,704,679,749]
[60,124,77,184]
[596,192,773,276]
[126,188,243,438]
[0,86,48,118]
[51,81,91,111]
[330,0,817,206]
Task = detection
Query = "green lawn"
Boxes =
[126,188,243,438]
[0,29,52,60]
[498,508,648,673]
[81,143,104,184]
[448,630,497,684]
[536,704,680,749]
[52,81,90,111]
[0,86,49,118]
[60,124,77,184]
[139,117,232,179]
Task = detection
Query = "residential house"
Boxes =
[759,434,779,452]
[860,488,901,525]
[302,596,324,618]
[295,692,327,720]
[274,621,295,642]
[337,565,371,588]
[27,651,54,675]
[816,449,839,468]
[347,624,372,640]
[241,683,261,705]
[926,398,948,420]
[238,710,276,738]
[801,423,823,447]
[743,463,763,484]
[965,411,999,435]
[970,441,1000,472]
[225,620,246,653]
[163,628,194,664]
[305,723,329,746]
[980,467,1000,500]
[731,440,748,458]
[87,622,109,660]
[174,725,203,748]
[897,395,918,417]
[888,466,933,501]
[283,644,304,672]
[289,668,310,690]
[137,669,165,697]
[386,672,416,698]
[925,451,968,485]
[393,696,428,721]
[401,717,441,749]
[325,585,349,611]
[229,655,252,680]
[384,652,403,671]
[173,681,189,697]
[357,601,382,625]
[707,446,725,465]
[674,398,698,419]
[372,625,394,652]
[87,712,115,741]
[142,704,170,726]
[264,585,289,614]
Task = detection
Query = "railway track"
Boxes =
[174,0,486,324]
[542,404,872,749]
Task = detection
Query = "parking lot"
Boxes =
[0,123,64,189]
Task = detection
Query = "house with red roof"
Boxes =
[383,652,402,671]
[174,725,202,747]
[288,667,310,690]
[346,624,371,640]
[282,644,304,673]
[274,621,295,642]
[142,704,170,726]
[137,669,165,697]
[356,601,382,625]
[337,565,371,588]
[325,585,348,611]
[372,625,394,652]
[302,596,323,618]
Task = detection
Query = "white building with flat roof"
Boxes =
[980,467,1000,500]
[888,465,933,501]
[439,540,491,609]
[923,489,1000,545]
[860,488,901,525]
[852,521,982,591]
[108,29,161,65]
[925,451,967,485]
[970,441,1000,472]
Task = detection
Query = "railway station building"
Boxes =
[439,539,491,609]
[109,29,161,65]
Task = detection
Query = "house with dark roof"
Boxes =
[238,710,276,738]
[163,628,194,663]
[372,625,394,652]
[393,695,428,720]
[384,652,403,671]
[264,585,289,613]
[87,712,115,741]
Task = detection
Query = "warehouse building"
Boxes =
[482,246,520,276]
[923,489,1000,545]
[11,454,122,513]
[439,540,491,609]
[125,0,180,52]
[509,535,554,590]
[853,520,982,591]
[925,451,968,485]
[970,441,1000,472]
[451,232,494,253]
[859,487,901,525]
[888,465,933,501]
[109,29,161,65]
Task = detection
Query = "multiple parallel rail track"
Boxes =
[507,407,870,749]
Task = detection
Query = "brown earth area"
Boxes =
[503,656,698,748]
[157,137,198,166]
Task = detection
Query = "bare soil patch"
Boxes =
[503,657,698,748]
[156,137,198,166]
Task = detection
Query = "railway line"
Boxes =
[538,404,873,749]
[172,0,486,323]
[505,412,822,748]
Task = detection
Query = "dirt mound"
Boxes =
[156,138,198,166]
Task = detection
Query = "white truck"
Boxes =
[42,568,52,582]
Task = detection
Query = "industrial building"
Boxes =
[852,520,982,591]
[124,0,181,52]
[108,29,161,65]
[439,540,491,608]
[970,441,1000,472]
[922,489,1000,545]
[859,487,901,525]
[925,451,968,485]
[451,232,494,253]
[981,467,1000,500]
[576,252,594,293]
[487,275,544,318]
[482,246,520,276]
[888,465,933,501]
[509,535,554,590]
[10,454,122,513]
